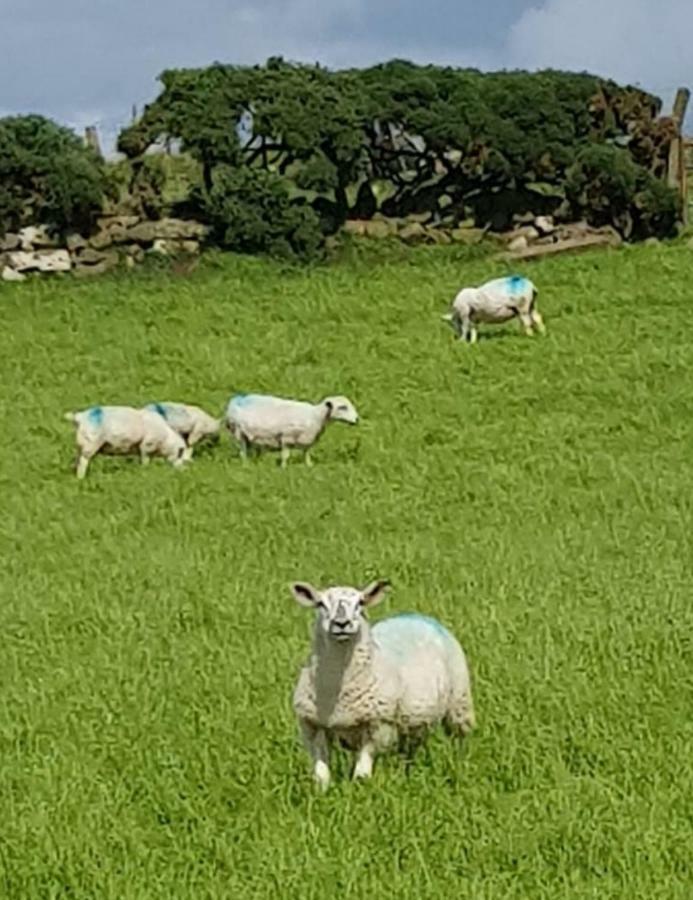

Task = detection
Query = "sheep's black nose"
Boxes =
[332,619,349,630]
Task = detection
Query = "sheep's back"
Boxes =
[373,613,469,725]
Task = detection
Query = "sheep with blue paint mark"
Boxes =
[225,393,359,467]
[64,405,188,479]
[143,402,221,461]
[442,274,545,343]
[290,580,475,790]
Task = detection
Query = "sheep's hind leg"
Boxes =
[443,692,476,740]
[303,448,313,467]
[300,721,331,791]
[280,443,291,469]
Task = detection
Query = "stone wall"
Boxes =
[1,217,209,282]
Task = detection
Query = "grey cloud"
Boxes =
[1,0,689,150]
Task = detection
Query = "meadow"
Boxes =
[1,239,692,898]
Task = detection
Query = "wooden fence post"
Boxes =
[667,87,690,224]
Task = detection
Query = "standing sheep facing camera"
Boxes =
[144,402,221,461]
[64,405,188,479]
[442,274,545,343]
[225,393,359,467]
[291,580,475,790]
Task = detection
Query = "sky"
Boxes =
[1,0,691,155]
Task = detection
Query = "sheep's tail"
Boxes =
[63,411,77,424]
[441,312,454,322]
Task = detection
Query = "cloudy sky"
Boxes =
[1,0,691,154]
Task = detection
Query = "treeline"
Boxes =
[1,60,682,260]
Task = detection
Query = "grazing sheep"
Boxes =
[64,405,188,479]
[291,580,475,790]
[442,274,545,343]
[144,402,221,461]
[225,393,359,467]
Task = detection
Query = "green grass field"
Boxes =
[1,241,692,898]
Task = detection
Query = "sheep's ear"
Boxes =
[291,582,321,608]
[360,579,390,608]
[325,400,334,412]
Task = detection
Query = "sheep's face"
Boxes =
[324,396,359,425]
[291,580,389,643]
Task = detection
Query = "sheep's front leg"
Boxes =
[353,741,375,781]
[300,722,331,791]
[76,454,91,480]
[531,310,546,335]
[280,443,291,469]
[139,446,151,465]
[519,310,534,336]
[303,448,313,467]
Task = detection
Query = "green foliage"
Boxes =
[116,60,679,252]
[566,145,678,238]
[199,164,324,260]
[2,245,693,896]
[0,114,109,235]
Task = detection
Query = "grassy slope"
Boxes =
[0,242,692,898]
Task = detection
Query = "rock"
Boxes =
[124,255,136,270]
[404,212,433,225]
[180,240,200,254]
[2,266,26,282]
[398,222,428,244]
[66,233,88,252]
[18,225,58,250]
[74,247,108,265]
[1,233,21,252]
[8,251,37,272]
[343,220,368,237]
[508,235,529,253]
[89,230,114,250]
[534,215,555,235]
[504,225,539,244]
[513,212,536,225]
[72,259,116,278]
[76,248,119,267]
[150,239,170,255]
[36,250,72,272]
[364,220,395,239]
[643,237,660,247]
[450,227,485,245]
[428,228,452,245]
[126,218,209,243]
[124,244,145,263]
[96,215,140,231]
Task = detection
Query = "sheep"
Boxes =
[225,393,359,467]
[290,579,475,790]
[64,405,188,479]
[442,274,545,343]
[143,402,221,461]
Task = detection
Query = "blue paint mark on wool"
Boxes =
[505,274,528,295]
[389,612,451,639]
[229,393,253,408]
[145,402,169,419]
[86,406,103,426]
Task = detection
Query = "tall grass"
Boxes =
[0,242,692,898]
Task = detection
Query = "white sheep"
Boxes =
[64,405,188,479]
[291,579,475,790]
[143,402,221,461]
[225,393,359,467]
[442,274,545,343]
